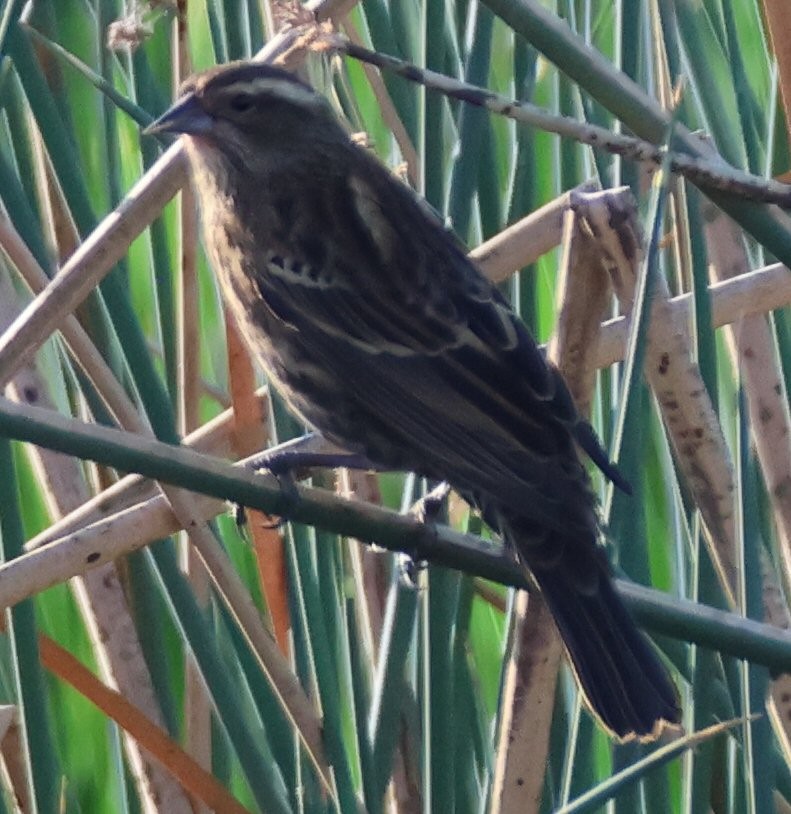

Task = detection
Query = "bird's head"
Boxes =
[146,61,346,166]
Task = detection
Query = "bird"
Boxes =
[146,60,680,739]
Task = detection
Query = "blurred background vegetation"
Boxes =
[0,0,791,812]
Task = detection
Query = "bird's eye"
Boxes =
[229,94,254,113]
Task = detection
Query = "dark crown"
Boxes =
[181,61,319,108]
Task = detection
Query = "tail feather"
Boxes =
[533,561,680,739]
[471,493,680,739]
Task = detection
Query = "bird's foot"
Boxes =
[234,463,299,531]
[246,433,383,479]
[238,434,386,530]
[410,481,451,525]
[236,435,320,530]
[400,482,452,584]
[398,553,425,588]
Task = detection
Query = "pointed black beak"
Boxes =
[143,93,213,136]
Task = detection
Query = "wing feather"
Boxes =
[249,156,602,532]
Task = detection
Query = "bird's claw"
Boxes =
[272,467,300,514]
[233,454,301,532]
[398,553,427,588]
[252,464,300,529]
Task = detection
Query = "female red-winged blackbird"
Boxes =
[148,61,680,739]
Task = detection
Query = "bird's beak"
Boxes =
[143,94,213,136]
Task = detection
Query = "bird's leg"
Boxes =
[400,481,452,585]
[246,432,385,479]
[239,433,386,530]
[237,436,317,530]
[410,481,452,524]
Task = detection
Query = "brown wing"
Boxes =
[248,153,596,536]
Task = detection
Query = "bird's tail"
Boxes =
[528,551,680,739]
